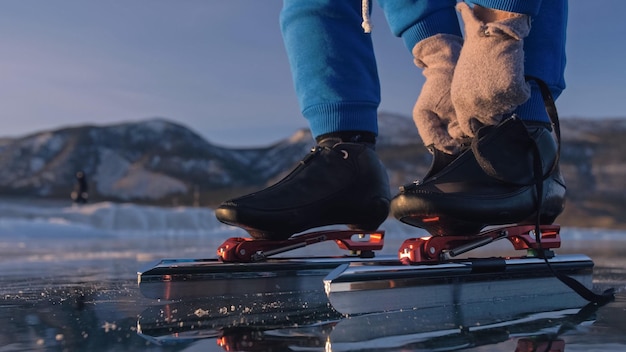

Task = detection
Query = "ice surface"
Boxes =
[0,199,624,352]
[1,199,625,244]
[0,200,225,233]
[0,200,244,268]
[1,198,625,268]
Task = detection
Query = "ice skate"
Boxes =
[215,138,391,240]
[391,115,565,236]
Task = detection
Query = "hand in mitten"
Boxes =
[451,2,531,136]
[412,34,466,155]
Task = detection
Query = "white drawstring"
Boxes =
[361,0,372,33]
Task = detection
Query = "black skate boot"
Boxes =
[422,143,469,182]
[391,115,565,236]
[215,138,391,240]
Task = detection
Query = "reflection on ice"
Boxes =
[137,297,605,352]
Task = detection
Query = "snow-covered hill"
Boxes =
[0,119,223,199]
[0,119,314,201]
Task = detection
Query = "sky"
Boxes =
[1,1,625,147]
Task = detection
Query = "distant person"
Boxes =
[216,0,567,239]
[71,171,88,204]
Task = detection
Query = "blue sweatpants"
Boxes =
[280,0,567,139]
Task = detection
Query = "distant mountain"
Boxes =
[0,119,312,201]
[0,114,624,229]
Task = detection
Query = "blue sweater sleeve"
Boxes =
[378,0,461,50]
[280,0,380,137]
[468,0,543,16]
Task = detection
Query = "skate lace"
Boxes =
[300,146,323,165]
[527,76,614,304]
[300,145,350,168]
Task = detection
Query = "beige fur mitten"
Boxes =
[451,2,531,136]
[412,34,466,155]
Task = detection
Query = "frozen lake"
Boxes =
[0,199,624,351]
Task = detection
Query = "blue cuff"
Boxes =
[513,83,553,123]
[303,102,379,138]
[401,7,462,50]
[468,0,543,16]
